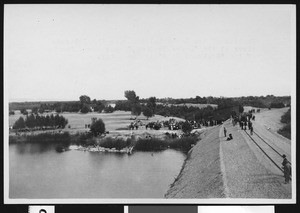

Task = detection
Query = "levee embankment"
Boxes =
[165,126,226,198]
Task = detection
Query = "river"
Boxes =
[9,143,186,199]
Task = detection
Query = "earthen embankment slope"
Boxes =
[165,126,226,198]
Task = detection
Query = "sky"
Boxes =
[4,4,295,102]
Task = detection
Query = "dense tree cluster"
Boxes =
[13,114,68,130]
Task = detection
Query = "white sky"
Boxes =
[4,4,295,102]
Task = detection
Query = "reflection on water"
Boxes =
[14,142,55,155]
[9,143,186,199]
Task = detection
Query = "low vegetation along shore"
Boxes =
[9,131,199,153]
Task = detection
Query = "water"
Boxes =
[9,143,186,198]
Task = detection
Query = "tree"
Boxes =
[79,95,91,105]
[80,104,91,113]
[147,97,157,114]
[182,121,193,134]
[9,110,15,116]
[13,117,25,129]
[25,114,36,128]
[132,104,142,117]
[143,107,154,119]
[90,119,106,137]
[125,90,141,117]
[124,90,139,103]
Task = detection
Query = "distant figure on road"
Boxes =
[248,121,252,130]
[282,154,291,184]
[226,133,233,141]
[224,127,227,137]
[250,126,253,135]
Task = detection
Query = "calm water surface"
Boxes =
[9,143,186,198]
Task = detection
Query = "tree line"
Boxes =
[9,93,290,119]
[13,114,68,130]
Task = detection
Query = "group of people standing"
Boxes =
[239,120,253,135]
